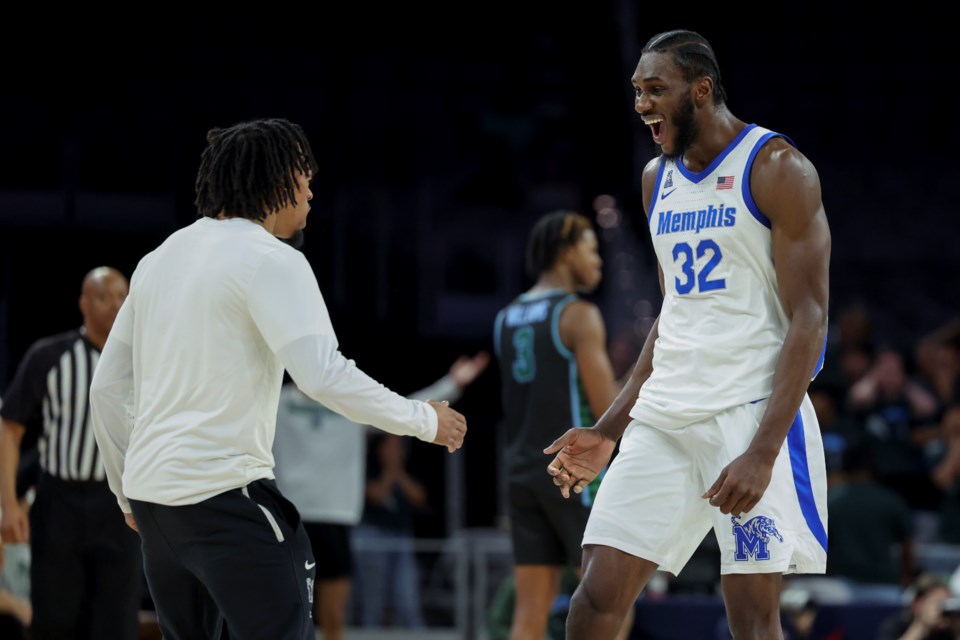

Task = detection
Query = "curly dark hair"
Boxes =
[525,210,593,278]
[194,118,319,221]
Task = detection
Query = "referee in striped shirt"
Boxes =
[0,266,142,640]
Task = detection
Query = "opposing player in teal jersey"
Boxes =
[495,210,629,640]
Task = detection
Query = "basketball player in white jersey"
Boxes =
[544,30,831,639]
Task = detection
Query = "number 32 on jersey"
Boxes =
[671,239,726,295]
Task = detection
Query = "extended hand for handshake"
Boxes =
[428,400,468,453]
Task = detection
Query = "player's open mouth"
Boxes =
[643,116,665,144]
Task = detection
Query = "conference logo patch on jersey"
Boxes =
[732,515,783,561]
[660,169,677,200]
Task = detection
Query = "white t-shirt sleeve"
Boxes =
[250,249,438,442]
[89,298,136,513]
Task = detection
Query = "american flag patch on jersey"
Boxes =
[716,176,735,190]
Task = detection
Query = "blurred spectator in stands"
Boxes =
[940,599,960,640]
[827,437,915,593]
[715,585,842,639]
[876,572,954,640]
[810,382,859,489]
[831,304,876,354]
[930,407,960,543]
[849,346,941,509]
[921,318,960,350]
[821,304,876,390]
[0,509,31,639]
[354,433,429,629]
[777,588,819,640]
[0,454,33,638]
[916,339,960,412]
[839,345,876,389]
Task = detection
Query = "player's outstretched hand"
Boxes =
[449,351,491,388]
[428,400,468,453]
[544,427,616,499]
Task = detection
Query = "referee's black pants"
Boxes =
[130,478,316,640]
[30,475,142,640]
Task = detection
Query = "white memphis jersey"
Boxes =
[632,124,821,426]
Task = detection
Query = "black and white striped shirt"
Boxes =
[1,328,105,481]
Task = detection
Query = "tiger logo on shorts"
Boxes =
[731,515,783,562]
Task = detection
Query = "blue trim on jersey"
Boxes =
[493,309,506,360]
[787,411,828,553]
[812,333,827,380]
[648,159,668,224]
[742,132,778,228]
[742,131,798,229]
[550,294,579,361]
[675,124,757,183]
[550,294,582,425]
[569,361,583,428]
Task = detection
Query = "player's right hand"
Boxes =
[428,400,468,453]
[544,427,616,499]
[0,502,29,544]
[124,512,139,533]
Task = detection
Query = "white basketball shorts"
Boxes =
[582,395,827,576]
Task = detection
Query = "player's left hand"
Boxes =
[702,451,775,516]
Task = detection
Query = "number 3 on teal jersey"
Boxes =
[512,326,536,383]
[671,239,726,294]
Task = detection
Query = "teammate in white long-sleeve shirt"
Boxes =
[89,117,468,640]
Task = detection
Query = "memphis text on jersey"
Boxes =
[656,204,736,236]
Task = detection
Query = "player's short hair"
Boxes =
[642,30,727,105]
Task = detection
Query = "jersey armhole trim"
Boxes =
[647,158,667,224]
[742,132,797,229]
[551,294,579,361]
[493,309,506,360]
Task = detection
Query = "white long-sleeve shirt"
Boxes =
[90,217,437,512]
